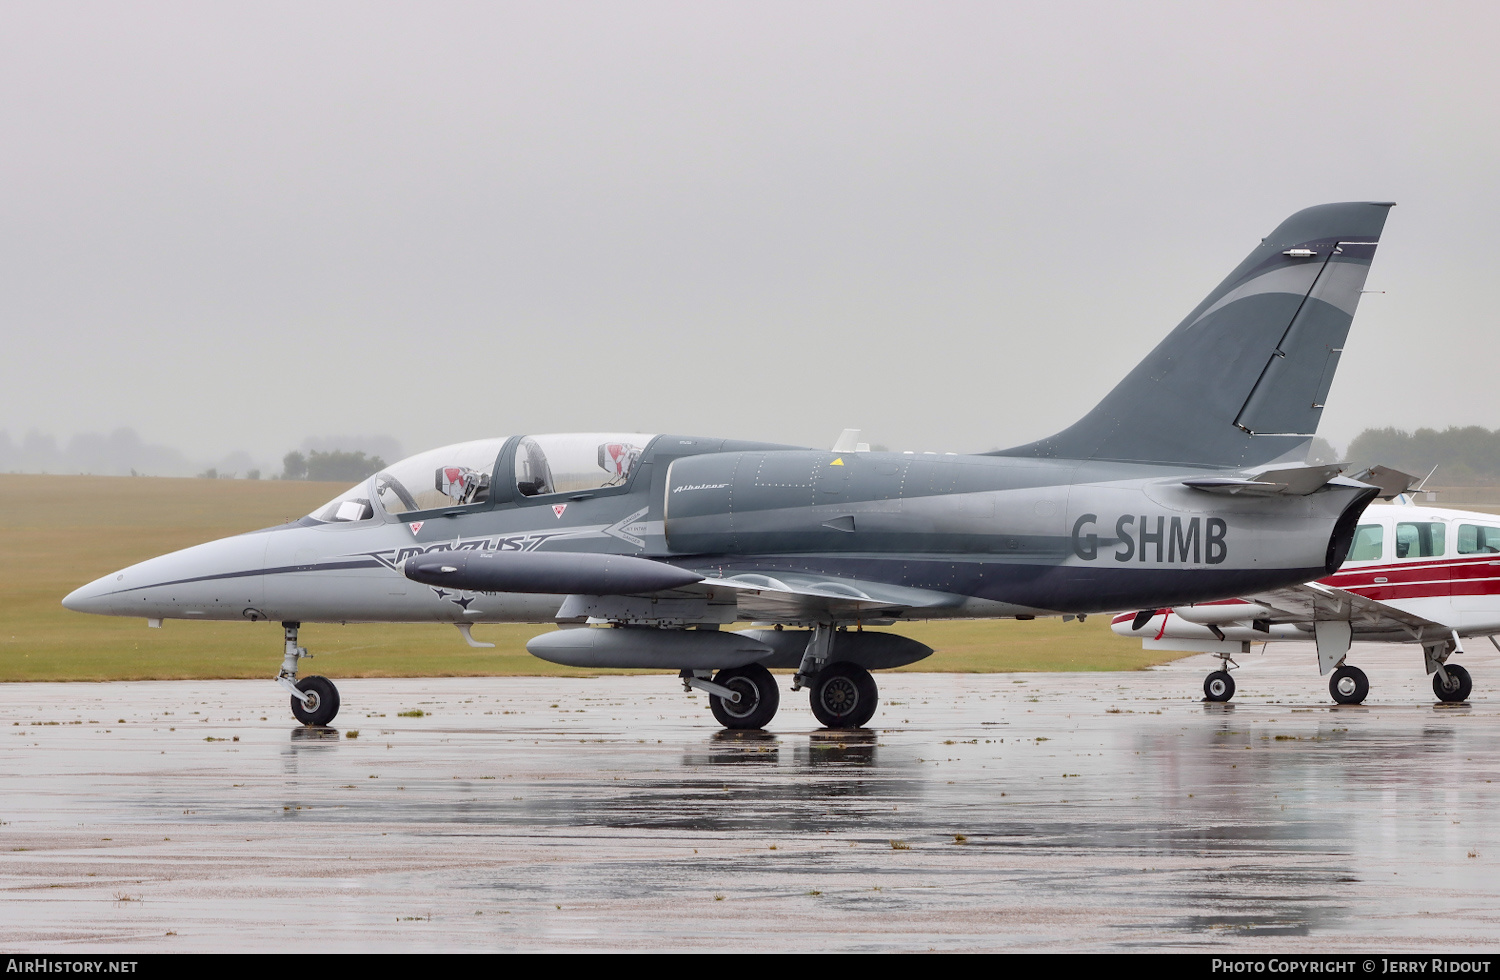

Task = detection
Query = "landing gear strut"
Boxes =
[1202,652,1237,703]
[276,622,340,726]
[1428,633,1473,704]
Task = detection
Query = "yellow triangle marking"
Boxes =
[831,457,844,466]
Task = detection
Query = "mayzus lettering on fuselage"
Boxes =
[63,202,1395,733]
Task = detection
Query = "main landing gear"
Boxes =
[1428,634,1475,704]
[809,662,879,728]
[687,624,883,731]
[793,624,880,730]
[696,664,781,730]
[1329,663,1369,705]
[277,622,341,726]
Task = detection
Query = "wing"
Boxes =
[1246,581,1445,638]
[687,570,961,624]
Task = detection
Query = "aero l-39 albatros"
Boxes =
[65,202,1393,731]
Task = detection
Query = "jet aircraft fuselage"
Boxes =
[64,437,1372,628]
[62,201,1397,731]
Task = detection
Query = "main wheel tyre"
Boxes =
[1329,665,1369,705]
[1434,663,1473,703]
[708,664,780,730]
[291,675,340,726]
[810,662,879,729]
[1203,670,1235,702]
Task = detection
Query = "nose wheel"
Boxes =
[291,675,340,726]
[1201,651,1238,703]
[1203,670,1235,702]
[275,622,342,726]
[1329,664,1369,705]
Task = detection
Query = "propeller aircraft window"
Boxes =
[514,433,652,497]
[1457,524,1500,554]
[1395,521,1445,560]
[1346,523,1384,561]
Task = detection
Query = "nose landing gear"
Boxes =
[276,622,341,726]
[1202,652,1238,703]
[1203,670,1235,702]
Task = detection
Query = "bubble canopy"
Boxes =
[309,438,509,523]
[307,433,656,522]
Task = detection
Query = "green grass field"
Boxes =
[0,473,1176,681]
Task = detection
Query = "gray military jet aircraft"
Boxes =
[64,202,1393,731]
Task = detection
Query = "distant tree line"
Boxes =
[1345,426,1500,485]
[281,449,386,482]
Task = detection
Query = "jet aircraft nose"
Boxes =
[61,575,116,614]
[60,529,275,621]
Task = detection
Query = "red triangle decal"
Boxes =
[552,504,567,519]
[408,522,424,535]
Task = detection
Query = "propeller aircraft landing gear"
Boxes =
[1203,670,1235,703]
[1202,652,1238,703]
[276,621,340,726]
[1329,663,1369,705]
[1434,663,1473,703]
[1429,633,1473,704]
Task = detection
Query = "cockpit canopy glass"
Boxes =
[308,437,509,522]
[515,433,652,497]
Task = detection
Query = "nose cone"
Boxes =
[60,530,272,620]
[62,574,118,614]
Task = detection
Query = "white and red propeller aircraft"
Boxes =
[1112,471,1500,706]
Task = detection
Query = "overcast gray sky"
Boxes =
[2,1,1497,468]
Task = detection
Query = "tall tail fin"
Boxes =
[997,202,1394,468]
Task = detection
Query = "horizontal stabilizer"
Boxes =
[404,550,702,595]
[1347,464,1421,499]
[1182,462,1343,496]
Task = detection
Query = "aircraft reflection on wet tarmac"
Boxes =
[2,642,1499,951]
